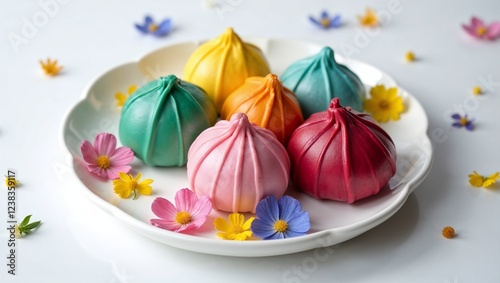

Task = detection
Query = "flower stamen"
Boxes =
[459,117,469,126]
[476,26,487,36]
[175,211,192,225]
[232,225,243,234]
[148,23,159,32]
[320,18,331,28]
[97,155,111,169]
[379,101,390,110]
[274,220,288,233]
[214,213,254,241]
[128,180,138,190]
[364,85,404,122]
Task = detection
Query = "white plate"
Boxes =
[61,38,433,257]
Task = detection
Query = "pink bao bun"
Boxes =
[187,113,290,213]
[287,98,397,203]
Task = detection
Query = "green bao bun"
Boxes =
[281,47,365,118]
[119,74,217,166]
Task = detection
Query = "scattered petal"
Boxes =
[486,22,500,39]
[442,226,455,239]
[5,176,20,188]
[309,10,342,29]
[468,171,499,188]
[472,85,482,95]
[405,51,416,62]
[451,114,474,131]
[115,85,137,107]
[358,8,378,27]
[135,16,172,37]
[462,16,500,40]
[40,58,62,76]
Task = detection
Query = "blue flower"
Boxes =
[251,195,310,240]
[135,16,172,37]
[451,113,474,131]
[309,11,341,29]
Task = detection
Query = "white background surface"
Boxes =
[1,0,499,282]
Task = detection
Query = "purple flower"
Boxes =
[309,11,341,29]
[135,16,172,37]
[462,17,500,40]
[452,114,474,131]
[251,195,310,240]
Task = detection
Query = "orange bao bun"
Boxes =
[221,74,304,145]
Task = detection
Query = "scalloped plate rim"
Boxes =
[60,37,433,257]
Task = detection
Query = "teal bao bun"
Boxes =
[119,74,217,166]
[281,47,365,118]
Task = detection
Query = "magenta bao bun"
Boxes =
[287,98,397,203]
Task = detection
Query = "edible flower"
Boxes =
[150,188,212,232]
[113,172,153,199]
[135,16,172,37]
[80,132,134,179]
[442,226,455,239]
[214,213,254,240]
[364,85,404,122]
[40,58,62,76]
[472,85,482,95]
[5,176,20,188]
[462,17,500,40]
[468,171,499,188]
[115,85,137,107]
[358,8,378,27]
[309,10,341,29]
[251,195,310,240]
[451,114,474,131]
[15,215,42,238]
[405,51,415,62]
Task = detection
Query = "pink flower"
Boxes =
[80,133,134,179]
[462,16,500,40]
[150,188,212,232]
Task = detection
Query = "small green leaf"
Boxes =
[22,221,41,231]
[19,215,32,227]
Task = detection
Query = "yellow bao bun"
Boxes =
[183,27,271,112]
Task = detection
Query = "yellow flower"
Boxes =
[468,171,499,188]
[115,85,138,107]
[113,172,153,199]
[405,51,415,62]
[364,85,404,122]
[5,176,20,188]
[472,86,482,95]
[40,58,62,76]
[358,8,378,27]
[214,213,255,241]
